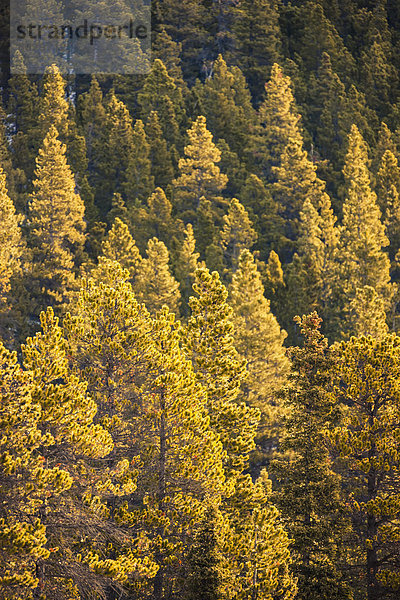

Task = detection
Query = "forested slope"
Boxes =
[1,2,400,599]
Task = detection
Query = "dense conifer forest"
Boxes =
[3,1,400,599]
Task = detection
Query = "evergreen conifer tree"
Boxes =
[271,313,352,600]
[124,119,154,205]
[24,125,86,320]
[218,198,257,274]
[229,0,283,104]
[172,116,228,228]
[135,237,180,315]
[253,63,302,181]
[331,333,400,600]
[175,223,199,316]
[185,267,257,480]
[337,125,392,337]
[229,249,289,462]
[146,110,175,190]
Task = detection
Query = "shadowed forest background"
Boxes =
[1,1,400,599]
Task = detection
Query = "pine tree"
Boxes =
[271,135,331,260]
[271,313,352,600]
[137,58,185,144]
[263,249,286,322]
[0,165,23,345]
[285,0,355,81]
[172,116,228,227]
[152,0,212,83]
[376,150,400,261]
[307,52,349,196]
[20,307,152,598]
[135,237,180,315]
[37,65,91,216]
[252,63,302,181]
[146,110,175,190]
[65,260,224,599]
[337,125,393,337]
[0,166,22,306]
[285,196,339,342]
[185,503,231,600]
[0,342,49,599]
[331,333,400,600]
[359,35,397,117]
[239,174,282,259]
[175,223,199,316]
[151,27,186,90]
[124,119,154,205]
[348,285,389,339]
[185,267,258,480]
[0,100,16,200]
[7,52,40,197]
[370,122,397,178]
[130,187,182,253]
[100,217,142,283]
[94,91,134,215]
[216,138,248,199]
[193,55,255,157]
[218,198,257,274]
[229,249,289,463]
[222,470,298,600]
[24,125,86,319]
[229,0,283,104]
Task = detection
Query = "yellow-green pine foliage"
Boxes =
[146,110,175,189]
[194,54,255,157]
[330,334,400,600]
[271,130,331,261]
[370,122,397,177]
[95,91,135,214]
[78,76,106,160]
[0,166,22,305]
[0,306,116,600]
[0,100,16,200]
[239,173,282,257]
[130,187,182,253]
[100,217,142,283]
[124,119,154,205]
[134,306,225,598]
[337,125,393,337]
[218,198,257,275]
[0,343,49,599]
[263,249,286,320]
[175,223,199,316]
[185,267,258,480]
[348,285,389,339]
[38,65,90,206]
[7,51,40,196]
[309,53,350,194]
[24,125,86,318]
[64,260,224,599]
[223,471,297,600]
[137,58,185,145]
[185,502,233,599]
[38,64,70,141]
[21,309,117,598]
[376,149,400,261]
[271,313,352,600]
[172,115,228,225]
[135,237,180,315]
[255,63,302,180]
[285,195,339,341]
[229,249,289,457]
